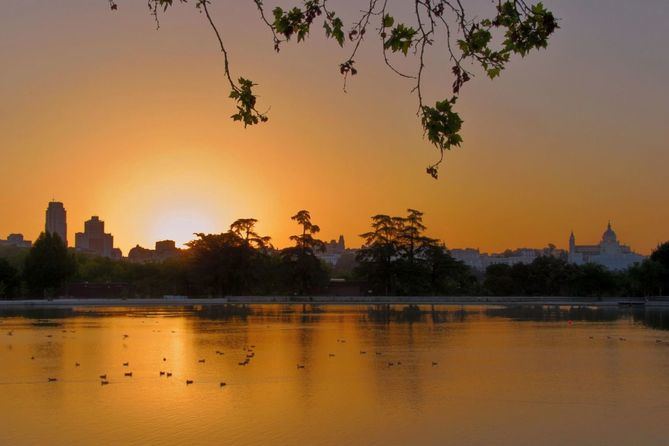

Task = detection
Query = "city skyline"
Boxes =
[0,199,656,258]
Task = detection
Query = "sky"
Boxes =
[1,0,668,255]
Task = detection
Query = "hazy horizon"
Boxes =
[2,1,668,255]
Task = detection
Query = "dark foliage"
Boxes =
[23,232,76,297]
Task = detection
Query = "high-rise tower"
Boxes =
[45,201,67,246]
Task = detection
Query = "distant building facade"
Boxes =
[317,235,346,266]
[45,201,67,246]
[568,222,644,270]
[75,216,122,259]
[451,246,566,271]
[128,240,180,263]
[0,233,32,249]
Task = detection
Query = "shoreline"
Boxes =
[1,296,668,308]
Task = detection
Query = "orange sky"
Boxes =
[1,1,668,255]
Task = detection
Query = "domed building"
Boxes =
[568,222,645,270]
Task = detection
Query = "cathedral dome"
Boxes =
[602,222,617,243]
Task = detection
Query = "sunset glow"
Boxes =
[1,1,668,254]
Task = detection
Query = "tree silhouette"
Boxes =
[289,210,326,254]
[106,0,558,178]
[0,258,19,299]
[186,219,273,296]
[356,209,458,295]
[281,210,328,294]
[23,232,75,297]
[229,218,272,250]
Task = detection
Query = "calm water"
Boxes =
[1,304,669,446]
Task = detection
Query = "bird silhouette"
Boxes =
[186,380,194,385]
[124,372,133,377]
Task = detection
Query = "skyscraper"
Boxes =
[75,216,121,259]
[45,201,67,246]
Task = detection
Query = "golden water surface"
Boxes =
[1,305,668,446]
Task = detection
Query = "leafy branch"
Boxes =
[108,0,558,178]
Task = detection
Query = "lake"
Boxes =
[1,304,669,446]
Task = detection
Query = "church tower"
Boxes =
[569,231,575,254]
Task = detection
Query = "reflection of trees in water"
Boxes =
[191,304,253,321]
[483,304,669,331]
[485,305,620,323]
[5,303,669,331]
[631,309,669,331]
[364,304,473,324]
[191,304,334,326]
[0,307,77,320]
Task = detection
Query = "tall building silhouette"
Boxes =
[45,201,67,246]
[75,216,121,259]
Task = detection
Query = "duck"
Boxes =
[166,372,172,377]
[48,377,57,382]
[123,362,129,367]
[220,382,227,387]
[124,372,133,377]
[360,351,367,355]
[100,380,109,386]
[296,364,305,369]
[186,380,194,385]
[329,353,335,358]
[99,374,107,380]
[75,362,80,367]
[198,359,206,363]
[159,371,165,376]
[388,362,395,367]
[432,361,439,366]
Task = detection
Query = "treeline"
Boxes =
[484,253,669,297]
[1,209,668,299]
